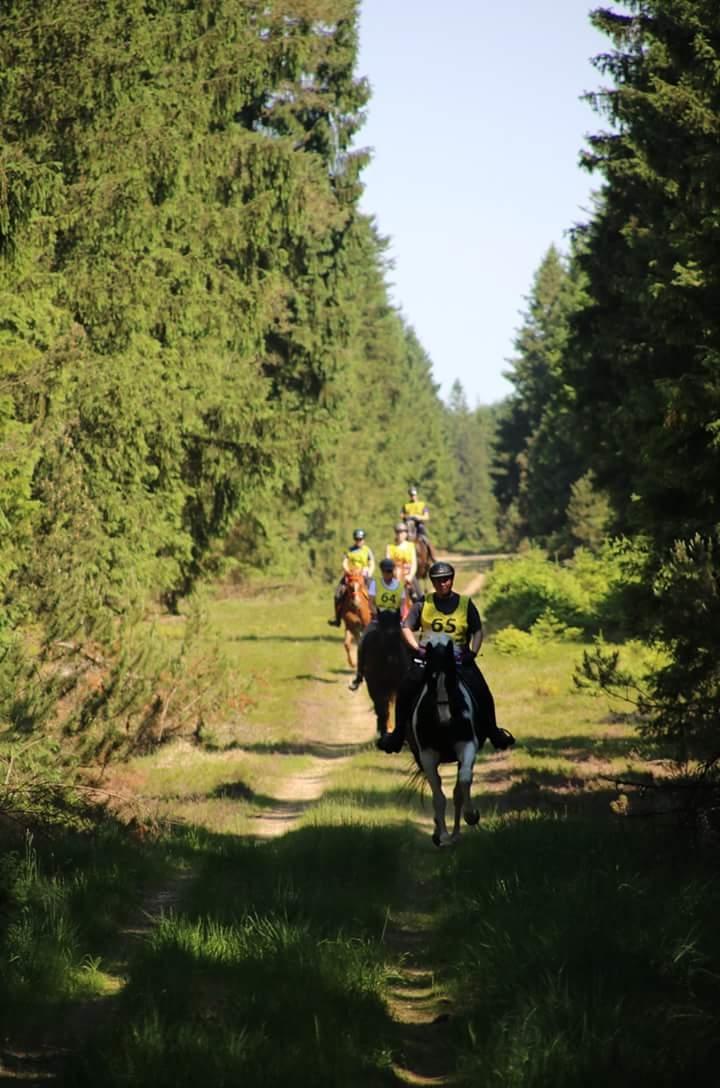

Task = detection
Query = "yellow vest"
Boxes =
[403,500,426,518]
[388,541,415,566]
[420,594,469,647]
[345,544,371,571]
[374,580,403,612]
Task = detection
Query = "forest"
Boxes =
[1,1,720,1084]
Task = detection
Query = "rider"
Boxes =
[386,521,419,603]
[349,557,405,691]
[328,528,375,627]
[401,486,435,561]
[376,560,514,753]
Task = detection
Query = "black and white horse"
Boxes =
[408,639,486,847]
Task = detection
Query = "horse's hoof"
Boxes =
[432,831,453,848]
[464,809,480,826]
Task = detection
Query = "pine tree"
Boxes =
[571,1,720,756]
[493,245,587,545]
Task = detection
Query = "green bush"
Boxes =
[492,627,539,657]
[483,541,647,638]
[483,548,591,632]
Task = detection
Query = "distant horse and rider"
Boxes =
[401,485,435,587]
[337,568,371,669]
[358,609,413,739]
[348,556,412,736]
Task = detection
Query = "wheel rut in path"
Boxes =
[383,889,459,1087]
[247,677,377,839]
[246,666,462,1084]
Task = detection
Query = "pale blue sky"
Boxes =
[355,1,614,406]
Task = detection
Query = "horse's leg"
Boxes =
[453,740,480,827]
[419,749,452,846]
[375,694,389,737]
[344,628,356,669]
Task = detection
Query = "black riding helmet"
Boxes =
[353,528,365,540]
[428,560,455,581]
[379,557,394,572]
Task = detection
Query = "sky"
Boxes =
[354,0,614,407]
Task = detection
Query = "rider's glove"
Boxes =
[413,645,426,661]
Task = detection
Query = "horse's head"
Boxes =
[377,609,401,631]
[423,639,458,683]
[344,569,365,600]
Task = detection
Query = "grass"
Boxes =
[2,568,719,1085]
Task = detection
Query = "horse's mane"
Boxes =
[422,640,467,721]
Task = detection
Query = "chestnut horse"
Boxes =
[339,570,371,668]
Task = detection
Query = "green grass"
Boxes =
[2,569,719,1085]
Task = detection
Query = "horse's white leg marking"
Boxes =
[454,740,479,824]
[419,748,451,845]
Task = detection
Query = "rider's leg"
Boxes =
[460,663,514,749]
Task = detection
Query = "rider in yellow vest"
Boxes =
[377,560,514,753]
[328,528,375,626]
[401,486,435,561]
[386,522,419,602]
[349,557,406,690]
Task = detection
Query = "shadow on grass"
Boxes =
[429,807,720,1087]
[217,737,374,759]
[5,760,719,1088]
[518,732,640,761]
[227,633,339,644]
[58,820,430,1088]
[292,673,338,683]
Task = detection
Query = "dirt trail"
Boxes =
[248,677,377,838]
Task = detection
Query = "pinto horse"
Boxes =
[408,639,486,847]
[339,570,371,668]
[360,613,413,738]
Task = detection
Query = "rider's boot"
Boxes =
[489,727,515,750]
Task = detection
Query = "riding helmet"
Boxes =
[428,560,455,581]
[394,521,407,532]
[379,557,394,572]
[408,486,418,495]
[353,528,365,540]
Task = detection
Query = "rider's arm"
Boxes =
[467,600,483,656]
[366,548,375,578]
[408,546,417,580]
[401,601,422,652]
[341,554,351,575]
[422,505,430,522]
